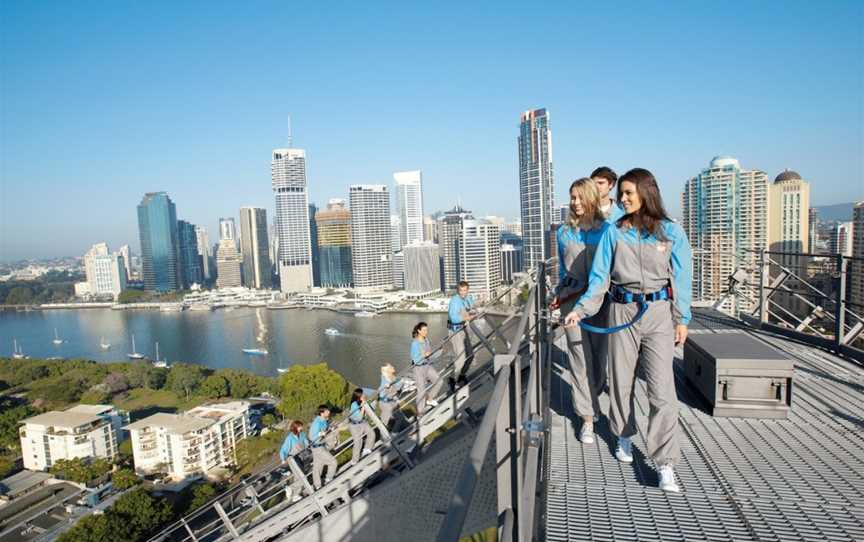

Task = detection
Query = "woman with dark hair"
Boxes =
[348,388,376,465]
[551,178,609,445]
[565,168,692,493]
[411,321,442,414]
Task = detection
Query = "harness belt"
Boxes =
[577,285,672,335]
[447,319,465,331]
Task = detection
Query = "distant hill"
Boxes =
[813,203,856,222]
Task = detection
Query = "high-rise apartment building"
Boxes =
[437,204,473,292]
[392,251,405,290]
[850,202,864,310]
[19,405,128,471]
[137,192,181,292]
[808,208,819,253]
[395,170,424,246]
[501,243,523,284]
[272,148,313,293]
[830,222,854,257]
[118,245,131,282]
[423,216,438,244]
[309,203,321,287]
[316,199,353,288]
[403,241,441,297]
[178,220,204,288]
[768,170,810,266]
[390,215,402,254]
[77,243,126,299]
[682,156,769,312]
[126,401,251,481]
[216,217,242,288]
[518,108,554,271]
[459,219,502,300]
[195,226,212,282]
[239,207,272,289]
[349,185,392,290]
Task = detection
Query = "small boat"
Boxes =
[324,328,340,336]
[100,337,111,350]
[12,339,28,360]
[52,328,64,345]
[354,311,376,318]
[242,348,268,356]
[127,334,145,359]
[151,342,169,368]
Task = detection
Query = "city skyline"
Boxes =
[2,3,863,260]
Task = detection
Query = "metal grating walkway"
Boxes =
[545,308,864,541]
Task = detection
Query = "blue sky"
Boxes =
[2,1,862,260]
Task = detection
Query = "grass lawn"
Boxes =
[113,389,206,420]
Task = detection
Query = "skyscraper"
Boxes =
[808,208,819,253]
[392,251,405,290]
[137,192,181,292]
[769,170,810,265]
[390,215,402,253]
[501,243,523,284]
[272,148,313,293]
[178,220,204,288]
[118,245,131,282]
[518,108,554,271]
[682,156,769,312]
[403,241,441,297]
[239,207,272,289]
[316,199,353,288]
[830,222,854,257]
[195,226,212,282]
[309,203,321,287]
[395,170,424,246]
[349,185,392,290]
[216,217,242,288]
[849,202,864,310]
[459,219,502,300]
[423,216,438,244]
[437,204,473,292]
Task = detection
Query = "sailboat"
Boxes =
[242,321,268,356]
[127,334,145,359]
[100,337,111,350]
[152,342,169,368]
[276,359,288,374]
[52,328,64,345]
[12,339,28,360]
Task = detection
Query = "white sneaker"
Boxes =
[362,448,372,456]
[658,464,680,492]
[427,399,439,408]
[579,424,595,445]
[615,437,633,463]
[291,494,303,503]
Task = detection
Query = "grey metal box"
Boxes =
[684,332,793,418]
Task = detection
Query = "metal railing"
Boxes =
[148,271,540,542]
[694,248,864,362]
[436,261,551,542]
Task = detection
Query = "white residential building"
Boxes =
[682,156,769,312]
[78,243,127,299]
[19,405,128,471]
[394,170,425,246]
[350,185,392,290]
[459,219,502,301]
[403,241,441,297]
[272,148,313,293]
[125,401,251,481]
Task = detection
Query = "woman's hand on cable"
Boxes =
[674,324,688,346]
[563,312,580,328]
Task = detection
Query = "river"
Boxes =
[0,308,448,387]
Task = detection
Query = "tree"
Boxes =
[107,488,173,540]
[261,413,277,428]
[117,289,147,304]
[104,372,130,393]
[277,363,351,421]
[5,286,34,305]
[50,457,112,485]
[187,483,217,512]
[57,513,113,542]
[166,363,208,399]
[111,468,140,490]
[0,402,34,452]
[200,374,229,398]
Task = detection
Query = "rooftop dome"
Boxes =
[775,169,803,183]
[710,155,740,169]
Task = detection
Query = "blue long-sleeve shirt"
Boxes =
[279,431,309,461]
[556,222,609,292]
[379,376,403,401]
[448,294,475,324]
[571,220,693,325]
[603,201,626,225]
[411,338,431,365]
[349,400,365,423]
[308,415,329,446]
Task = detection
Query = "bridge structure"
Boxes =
[146,251,864,542]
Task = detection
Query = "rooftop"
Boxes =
[0,471,51,499]
[20,411,102,430]
[125,412,214,435]
[65,404,115,416]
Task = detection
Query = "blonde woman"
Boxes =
[552,177,609,444]
[378,363,403,428]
